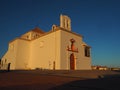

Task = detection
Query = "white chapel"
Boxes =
[1,15,91,70]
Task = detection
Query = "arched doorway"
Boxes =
[70,53,75,70]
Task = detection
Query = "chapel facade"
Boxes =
[0,15,91,70]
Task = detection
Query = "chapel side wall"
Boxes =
[15,39,31,69]
[1,40,18,70]
[30,31,61,70]
[60,30,91,70]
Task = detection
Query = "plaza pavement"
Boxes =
[0,70,120,90]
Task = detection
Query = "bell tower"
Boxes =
[60,14,71,31]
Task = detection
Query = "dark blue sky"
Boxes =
[0,0,120,67]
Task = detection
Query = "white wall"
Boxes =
[60,30,91,70]
[1,39,18,70]
[1,29,91,70]
[29,30,61,70]
[15,39,31,69]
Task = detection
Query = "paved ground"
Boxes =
[0,70,120,90]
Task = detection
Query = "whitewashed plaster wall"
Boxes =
[29,30,61,70]
[60,30,91,70]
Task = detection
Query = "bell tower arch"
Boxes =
[60,14,71,31]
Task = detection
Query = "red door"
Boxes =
[70,53,75,70]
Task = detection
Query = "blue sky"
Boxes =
[0,0,120,67]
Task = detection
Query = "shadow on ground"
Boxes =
[0,70,120,90]
[51,74,120,90]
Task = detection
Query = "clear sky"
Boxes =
[0,0,120,67]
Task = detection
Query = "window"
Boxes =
[1,61,3,67]
[84,46,90,57]
[5,59,7,63]
[26,35,29,39]
[0,59,1,65]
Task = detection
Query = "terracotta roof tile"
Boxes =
[32,27,45,34]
